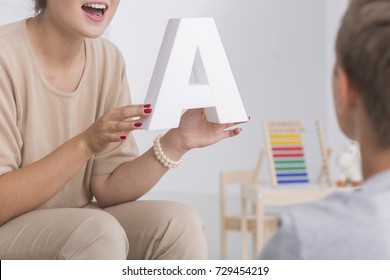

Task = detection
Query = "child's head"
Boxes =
[335,0,390,147]
[34,0,47,14]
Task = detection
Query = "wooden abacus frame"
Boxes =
[253,120,332,187]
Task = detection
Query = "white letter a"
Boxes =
[142,18,248,130]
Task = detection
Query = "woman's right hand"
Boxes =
[82,104,152,154]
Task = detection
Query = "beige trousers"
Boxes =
[0,201,207,260]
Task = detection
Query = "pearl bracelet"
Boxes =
[153,134,183,169]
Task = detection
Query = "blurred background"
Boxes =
[0,0,349,259]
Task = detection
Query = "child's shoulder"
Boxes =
[281,188,364,231]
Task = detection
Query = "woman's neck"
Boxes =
[27,13,85,67]
[26,14,87,93]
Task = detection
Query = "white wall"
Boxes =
[108,0,327,196]
[0,0,349,195]
[0,0,33,24]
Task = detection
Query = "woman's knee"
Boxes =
[104,201,208,259]
[59,210,129,260]
[153,201,208,259]
[164,201,204,231]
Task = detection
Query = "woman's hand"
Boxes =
[161,108,249,157]
[82,104,152,154]
[178,108,248,149]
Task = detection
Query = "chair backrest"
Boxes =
[253,120,332,187]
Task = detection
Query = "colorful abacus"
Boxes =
[270,133,309,184]
[262,121,331,187]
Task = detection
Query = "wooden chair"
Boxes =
[220,120,334,259]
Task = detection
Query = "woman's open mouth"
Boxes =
[81,3,108,22]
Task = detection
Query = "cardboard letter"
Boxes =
[142,18,248,130]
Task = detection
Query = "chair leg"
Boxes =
[265,217,278,242]
[240,190,249,259]
[253,192,264,258]
[220,219,228,259]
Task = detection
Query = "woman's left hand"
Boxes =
[161,108,248,158]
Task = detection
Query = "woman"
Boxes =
[0,0,244,259]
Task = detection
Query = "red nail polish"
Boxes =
[134,122,143,128]
[144,104,152,108]
[120,135,127,140]
[144,108,152,114]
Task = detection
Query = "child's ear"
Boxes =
[335,66,359,111]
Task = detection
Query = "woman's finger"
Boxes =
[219,127,242,140]
[105,132,127,143]
[223,116,250,129]
[110,104,153,121]
[108,120,144,133]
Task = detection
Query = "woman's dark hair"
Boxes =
[34,0,47,14]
